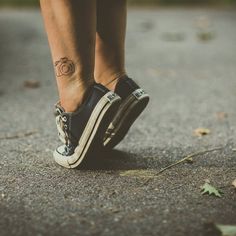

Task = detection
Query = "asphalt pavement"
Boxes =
[0,7,236,236]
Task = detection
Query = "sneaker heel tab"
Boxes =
[115,77,135,91]
[126,78,139,88]
[94,83,110,94]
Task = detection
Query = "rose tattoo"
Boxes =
[55,57,75,77]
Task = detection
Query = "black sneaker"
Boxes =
[103,76,149,149]
[54,83,121,168]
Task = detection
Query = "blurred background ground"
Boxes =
[0,2,236,236]
[0,0,235,7]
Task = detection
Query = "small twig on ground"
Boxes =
[0,130,37,140]
[155,147,223,176]
[142,147,223,186]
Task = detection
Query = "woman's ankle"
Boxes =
[59,78,94,112]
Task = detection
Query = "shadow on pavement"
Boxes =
[79,148,147,171]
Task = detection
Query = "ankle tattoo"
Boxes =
[55,57,75,77]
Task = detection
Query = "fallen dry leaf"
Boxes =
[195,16,212,30]
[197,31,215,42]
[232,179,236,189]
[24,80,40,89]
[195,16,215,42]
[194,128,211,137]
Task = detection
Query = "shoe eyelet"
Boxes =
[56,108,61,115]
[62,116,67,122]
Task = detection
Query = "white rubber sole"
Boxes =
[104,88,149,148]
[53,91,121,169]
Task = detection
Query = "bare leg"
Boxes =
[95,0,127,91]
[40,0,96,112]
